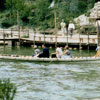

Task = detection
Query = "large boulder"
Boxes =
[74,15,89,26]
[90,1,100,18]
[74,1,100,26]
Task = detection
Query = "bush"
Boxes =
[0,17,16,28]
[85,11,91,17]
[79,25,96,34]
[0,79,16,100]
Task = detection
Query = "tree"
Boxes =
[5,0,26,25]
[30,0,50,28]
[69,0,79,13]
[0,0,6,11]
[0,0,97,29]
[87,0,95,10]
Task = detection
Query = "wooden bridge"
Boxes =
[0,29,98,49]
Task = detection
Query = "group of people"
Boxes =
[52,45,72,58]
[60,19,75,37]
[32,44,49,58]
[32,19,100,58]
[32,44,72,59]
[32,44,100,58]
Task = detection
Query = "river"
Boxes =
[0,46,100,100]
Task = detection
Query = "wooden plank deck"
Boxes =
[22,34,98,45]
[0,29,98,46]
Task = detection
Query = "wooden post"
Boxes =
[12,40,16,46]
[87,31,89,50]
[28,29,29,38]
[18,26,20,45]
[99,29,100,46]
[17,10,21,46]
[55,31,57,48]
[97,21,100,46]
[54,11,57,47]
[66,29,68,46]
[44,32,45,44]
[79,32,81,50]
[33,29,36,46]
[54,11,57,29]
[96,10,100,46]
[11,28,13,37]
[17,11,19,27]
[3,29,5,47]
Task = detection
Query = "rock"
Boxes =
[90,1,100,18]
[74,14,89,26]
[74,1,100,26]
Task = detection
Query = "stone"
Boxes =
[90,2,100,18]
[74,1,100,26]
[74,14,89,26]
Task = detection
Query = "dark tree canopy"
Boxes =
[0,0,6,11]
[0,0,98,29]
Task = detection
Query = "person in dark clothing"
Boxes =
[38,44,49,58]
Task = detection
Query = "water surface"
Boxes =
[0,46,100,100]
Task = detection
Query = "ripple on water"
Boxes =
[0,61,100,100]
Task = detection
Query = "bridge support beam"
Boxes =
[11,40,17,46]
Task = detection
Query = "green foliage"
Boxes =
[0,17,14,28]
[0,11,16,28]
[0,0,97,29]
[80,25,96,34]
[34,0,50,27]
[85,11,91,17]
[0,0,6,11]
[87,0,95,10]
[0,79,16,100]
[22,34,29,38]
[5,0,25,11]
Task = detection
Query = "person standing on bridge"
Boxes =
[68,21,75,37]
[60,19,67,36]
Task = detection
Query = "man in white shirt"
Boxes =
[68,21,75,37]
[60,19,67,36]
[56,47,63,58]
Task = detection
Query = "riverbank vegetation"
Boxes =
[0,0,99,30]
[0,79,16,100]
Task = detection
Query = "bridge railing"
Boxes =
[0,28,98,49]
[0,28,30,38]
